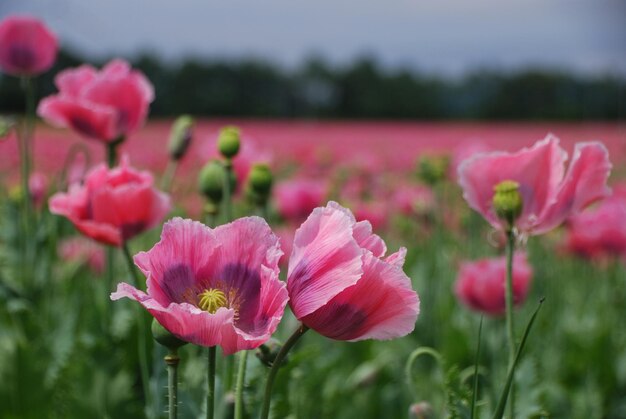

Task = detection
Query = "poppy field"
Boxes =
[1,15,626,419]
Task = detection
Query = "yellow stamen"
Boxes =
[198,288,227,313]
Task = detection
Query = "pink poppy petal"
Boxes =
[54,64,97,97]
[111,283,235,347]
[134,218,220,307]
[353,220,387,258]
[302,252,419,341]
[287,202,364,318]
[385,247,407,268]
[534,142,612,234]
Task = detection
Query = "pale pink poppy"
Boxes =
[49,156,170,246]
[37,59,154,143]
[58,236,105,273]
[458,135,611,235]
[287,201,419,341]
[565,194,626,261]
[111,217,288,354]
[275,178,327,223]
[454,253,533,316]
[0,15,58,76]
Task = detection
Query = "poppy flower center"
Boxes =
[198,288,227,313]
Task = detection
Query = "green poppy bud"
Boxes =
[217,126,241,159]
[493,180,523,228]
[198,160,226,204]
[168,115,194,160]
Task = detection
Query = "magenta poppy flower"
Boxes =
[287,201,419,341]
[565,194,626,261]
[458,135,612,235]
[275,178,327,223]
[49,156,170,246]
[454,253,533,316]
[0,15,58,76]
[37,59,154,143]
[111,217,289,354]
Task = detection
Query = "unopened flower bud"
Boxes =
[493,180,523,228]
[255,338,286,368]
[217,126,241,159]
[408,402,434,419]
[151,318,187,350]
[247,163,273,205]
[198,160,226,204]
[168,115,194,160]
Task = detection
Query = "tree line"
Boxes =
[0,49,623,120]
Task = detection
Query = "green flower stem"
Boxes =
[234,350,249,419]
[207,346,217,419]
[165,349,180,419]
[504,229,516,419]
[223,159,234,222]
[161,159,179,192]
[260,324,309,419]
[121,241,153,416]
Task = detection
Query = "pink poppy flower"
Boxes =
[287,201,419,341]
[565,195,626,261]
[458,135,611,235]
[111,217,289,354]
[0,15,58,76]
[275,178,327,223]
[49,156,170,246]
[454,253,533,316]
[58,237,105,273]
[37,59,154,143]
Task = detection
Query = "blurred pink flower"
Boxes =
[0,15,58,76]
[37,59,154,143]
[352,201,388,230]
[287,202,419,341]
[111,217,288,354]
[454,253,533,316]
[392,183,435,216]
[28,171,47,207]
[565,194,626,261]
[458,135,611,235]
[49,156,170,246]
[58,237,105,273]
[274,226,295,267]
[275,178,327,223]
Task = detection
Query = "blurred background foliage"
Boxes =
[0,50,624,120]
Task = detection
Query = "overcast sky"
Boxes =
[2,0,625,76]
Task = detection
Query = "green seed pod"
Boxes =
[151,318,187,350]
[247,163,273,205]
[168,115,194,160]
[198,160,226,204]
[217,126,241,159]
[255,338,286,368]
[492,180,523,228]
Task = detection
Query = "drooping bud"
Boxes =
[217,126,241,159]
[168,115,194,160]
[408,402,434,419]
[492,180,523,228]
[198,160,226,204]
[151,318,187,350]
[247,163,273,206]
[255,338,286,368]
